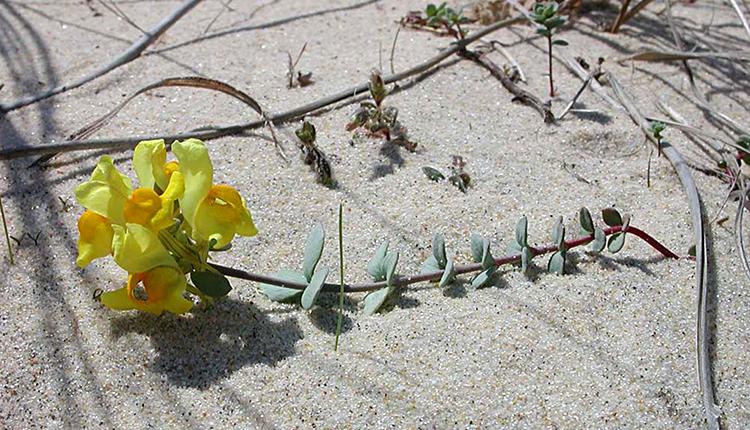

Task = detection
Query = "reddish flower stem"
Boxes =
[213,224,680,294]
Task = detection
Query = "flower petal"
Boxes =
[112,224,178,274]
[76,210,114,268]
[75,156,132,225]
[100,286,135,311]
[171,139,213,233]
[194,184,258,248]
[133,139,168,191]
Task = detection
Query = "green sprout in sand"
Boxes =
[530,1,567,97]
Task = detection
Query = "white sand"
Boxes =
[1,0,749,428]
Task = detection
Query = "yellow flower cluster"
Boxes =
[75,139,257,315]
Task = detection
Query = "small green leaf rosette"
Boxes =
[420,233,456,288]
[363,242,399,315]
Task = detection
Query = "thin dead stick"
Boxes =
[606,73,721,430]
[728,0,750,40]
[557,63,600,120]
[212,224,679,293]
[619,0,657,28]
[459,49,554,123]
[0,197,13,265]
[0,16,525,160]
[0,0,204,113]
[610,0,632,33]
[389,25,402,75]
[482,40,526,82]
[616,49,750,63]
[97,0,148,35]
[562,56,623,111]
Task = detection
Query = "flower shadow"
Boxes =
[109,298,302,389]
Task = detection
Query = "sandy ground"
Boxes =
[1,0,749,428]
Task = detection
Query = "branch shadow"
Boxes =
[109,298,303,389]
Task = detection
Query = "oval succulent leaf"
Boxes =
[303,223,325,281]
[591,227,606,253]
[470,233,484,263]
[363,287,392,315]
[481,239,495,271]
[422,166,445,182]
[259,270,306,303]
[432,233,447,268]
[521,246,534,274]
[384,251,399,286]
[439,257,455,288]
[191,270,232,298]
[551,216,564,248]
[579,207,594,234]
[420,255,441,274]
[301,267,329,310]
[367,241,389,281]
[602,207,623,227]
[471,268,494,289]
[515,216,528,247]
[547,251,565,275]
[608,232,626,253]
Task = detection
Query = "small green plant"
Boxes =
[530,2,567,97]
[649,120,666,156]
[402,3,471,39]
[347,71,416,151]
[422,155,472,192]
[295,120,336,188]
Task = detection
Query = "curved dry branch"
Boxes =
[607,74,720,430]
[0,16,525,161]
[0,0,204,113]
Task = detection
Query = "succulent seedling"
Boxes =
[530,2,567,97]
[286,43,314,89]
[422,155,472,192]
[347,71,416,151]
[650,120,666,156]
[295,120,335,188]
[402,2,471,39]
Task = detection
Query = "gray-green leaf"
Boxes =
[384,251,399,286]
[301,267,329,310]
[422,166,445,182]
[471,268,494,289]
[191,270,232,298]
[302,223,325,281]
[481,239,495,270]
[521,246,534,274]
[608,232,626,253]
[363,287,392,315]
[515,216,528,247]
[420,255,441,274]
[602,207,623,227]
[591,227,606,253]
[259,270,306,303]
[547,251,565,275]
[551,216,564,248]
[367,241,389,281]
[439,257,455,288]
[470,233,484,263]
[579,207,594,234]
[432,233,447,268]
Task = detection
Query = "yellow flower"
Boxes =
[172,138,257,248]
[99,224,192,315]
[74,144,184,267]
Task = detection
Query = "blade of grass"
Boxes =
[334,202,345,351]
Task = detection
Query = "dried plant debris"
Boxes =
[465,0,515,24]
[286,43,314,89]
[295,121,336,188]
[402,2,472,38]
[422,155,472,192]
[347,71,417,151]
